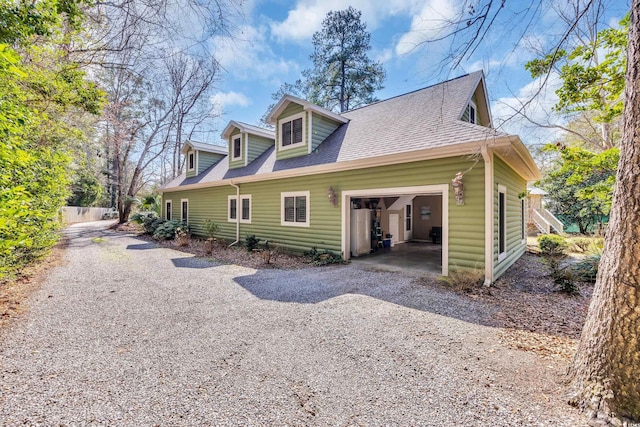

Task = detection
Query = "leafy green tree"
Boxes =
[0,2,104,280]
[67,172,102,207]
[541,144,619,234]
[526,15,628,149]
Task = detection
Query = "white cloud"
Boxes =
[395,0,460,56]
[270,0,424,43]
[210,91,251,115]
[492,73,565,146]
[375,48,394,63]
[211,24,299,81]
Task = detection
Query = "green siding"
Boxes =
[228,132,245,169]
[247,134,274,163]
[162,156,486,271]
[311,113,341,151]
[186,151,196,178]
[198,151,224,174]
[493,155,527,279]
[276,104,309,160]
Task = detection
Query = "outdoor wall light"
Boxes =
[452,172,464,205]
[327,186,338,207]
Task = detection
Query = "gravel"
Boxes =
[0,221,586,426]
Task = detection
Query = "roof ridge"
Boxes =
[343,71,482,115]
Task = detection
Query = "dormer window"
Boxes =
[463,101,477,124]
[279,112,305,150]
[232,136,242,160]
[187,151,195,171]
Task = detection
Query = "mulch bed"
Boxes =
[464,252,594,360]
[112,222,313,270]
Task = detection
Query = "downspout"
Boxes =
[229,181,240,247]
[482,143,494,286]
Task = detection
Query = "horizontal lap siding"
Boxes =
[247,135,274,163]
[493,155,527,279]
[312,113,341,151]
[162,156,486,271]
[198,152,224,174]
[276,104,309,160]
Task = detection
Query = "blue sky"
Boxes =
[207,0,629,148]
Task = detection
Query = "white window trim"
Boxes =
[468,103,476,124]
[165,200,172,221]
[228,194,251,223]
[187,151,195,172]
[231,135,242,161]
[498,185,507,262]
[281,191,310,227]
[180,198,189,223]
[278,112,306,151]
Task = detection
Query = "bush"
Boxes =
[245,234,260,252]
[131,212,164,235]
[153,220,184,240]
[305,247,344,266]
[440,267,485,291]
[573,253,601,283]
[569,236,592,253]
[553,268,580,295]
[203,219,219,239]
[538,234,568,257]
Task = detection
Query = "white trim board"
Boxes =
[341,184,449,276]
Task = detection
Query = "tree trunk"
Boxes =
[567,1,640,422]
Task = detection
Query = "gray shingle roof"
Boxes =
[162,71,512,190]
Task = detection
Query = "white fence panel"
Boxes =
[60,207,113,224]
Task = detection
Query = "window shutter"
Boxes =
[284,197,295,222]
[295,196,306,222]
[233,138,241,158]
[230,198,237,219]
[242,198,250,220]
[293,118,303,144]
[282,121,292,146]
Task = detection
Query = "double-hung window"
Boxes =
[187,151,195,171]
[279,113,305,149]
[498,185,507,262]
[281,191,309,227]
[232,136,242,160]
[165,200,172,221]
[228,195,251,223]
[181,199,189,223]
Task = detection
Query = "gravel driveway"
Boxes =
[0,221,584,426]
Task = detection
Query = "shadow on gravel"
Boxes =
[171,257,224,269]
[234,267,497,327]
[126,243,158,250]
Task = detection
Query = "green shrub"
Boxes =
[153,220,184,240]
[553,268,580,295]
[569,236,593,253]
[305,247,344,266]
[573,253,601,283]
[538,234,568,257]
[203,219,220,239]
[245,234,261,252]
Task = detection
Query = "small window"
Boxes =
[405,204,412,231]
[462,102,477,124]
[165,200,172,221]
[181,199,189,223]
[228,195,251,223]
[498,185,506,262]
[281,191,309,227]
[469,105,476,124]
[279,113,305,149]
[521,198,526,242]
[187,151,195,171]
[232,136,241,160]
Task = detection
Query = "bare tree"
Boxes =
[101,53,218,222]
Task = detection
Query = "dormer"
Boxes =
[181,141,227,178]
[459,73,492,127]
[266,95,348,161]
[221,121,275,170]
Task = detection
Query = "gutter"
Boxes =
[481,143,494,286]
[229,181,240,247]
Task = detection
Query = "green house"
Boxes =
[159,71,540,284]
